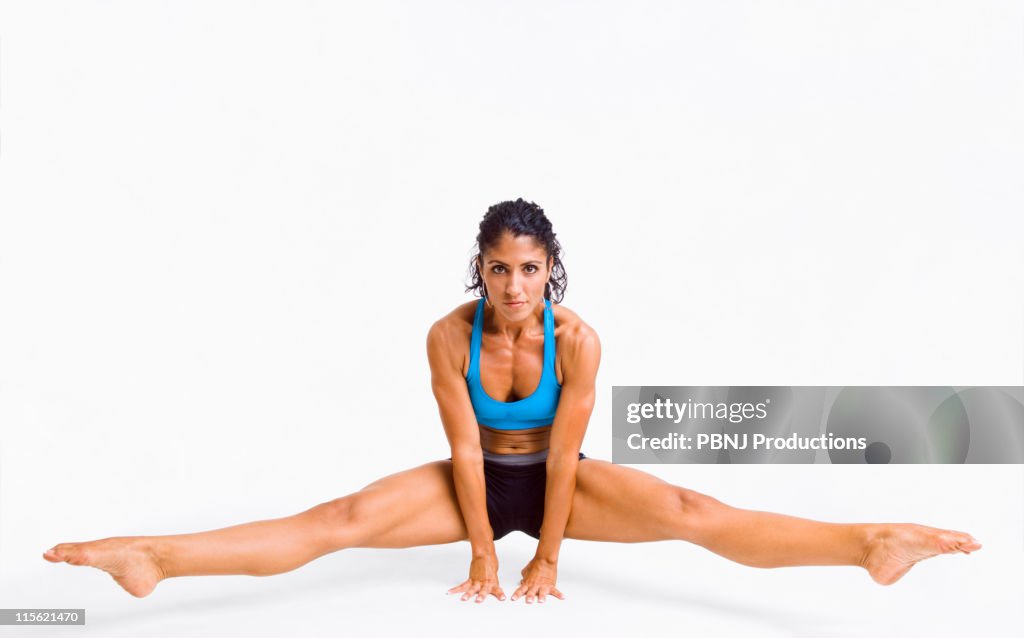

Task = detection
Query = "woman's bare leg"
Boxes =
[564,458,982,585]
[43,460,468,597]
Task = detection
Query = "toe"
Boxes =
[61,544,90,566]
[951,530,982,551]
[44,544,75,562]
[938,533,969,554]
[43,548,63,562]
[944,533,982,554]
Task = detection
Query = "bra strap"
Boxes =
[468,297,486,380]
[543,298,555,371]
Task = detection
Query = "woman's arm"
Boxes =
[426,320,505,602]
[538,323,601,559]
[513,323,600,602]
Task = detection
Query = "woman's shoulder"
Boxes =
[429,300,478,341]
[551,302,600,345]
[426,301,478,374]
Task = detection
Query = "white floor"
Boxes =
[11,467,1022,638]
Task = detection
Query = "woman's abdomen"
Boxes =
[478,423,551,455]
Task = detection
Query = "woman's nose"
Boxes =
[505,273,522,295]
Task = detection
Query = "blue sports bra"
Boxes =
[465,297,562,430]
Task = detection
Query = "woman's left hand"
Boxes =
[511,557,565,603]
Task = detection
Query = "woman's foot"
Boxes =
[43,537,165,598]
[861,523,982,585]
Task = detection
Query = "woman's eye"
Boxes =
[490,265,538,274]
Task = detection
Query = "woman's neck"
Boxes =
[485,300,545,341]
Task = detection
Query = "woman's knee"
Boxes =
[316,492,371,549]
[671,486,722,542]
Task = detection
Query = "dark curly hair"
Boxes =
[465,198,567,303]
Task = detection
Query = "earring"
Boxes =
[483,284,493,308]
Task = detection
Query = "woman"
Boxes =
[44,198,981,603]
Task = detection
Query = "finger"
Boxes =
[526,584,540,604]
[551,587,565,600]
[537,586,548,604]
[475,583,494,604]
[447,580,470,595]
[485,585,505,602]
[466,581,485,601]
[476,583,504,603]
[461,581,483,601]
[511,584,527,601]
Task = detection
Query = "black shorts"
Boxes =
[447,452,588,540]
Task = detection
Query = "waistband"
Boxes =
[482,448,549,466]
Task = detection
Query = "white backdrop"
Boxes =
[1,1,1022,637]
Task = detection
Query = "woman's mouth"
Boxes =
[505,301,526,308]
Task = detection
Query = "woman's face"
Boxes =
[478,231,552,320]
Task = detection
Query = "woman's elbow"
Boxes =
[546,448,582,470]
[450,446,484,466]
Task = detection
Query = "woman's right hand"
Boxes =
[447,553,506,603]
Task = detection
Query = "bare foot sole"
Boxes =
[43,537,165,598]
[862,523,982,586]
